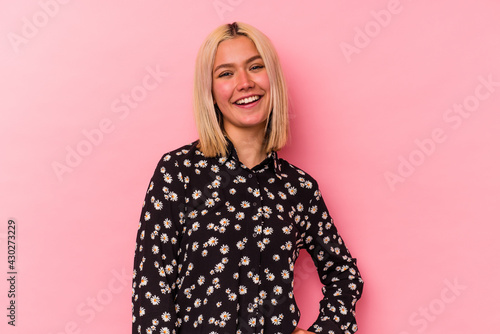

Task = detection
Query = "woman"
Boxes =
[132,22,363,334]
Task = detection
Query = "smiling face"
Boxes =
[212,36,271,137]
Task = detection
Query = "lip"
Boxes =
[234,98,261,109]
[233,94,262,106]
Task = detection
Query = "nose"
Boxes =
[236,70,254,90]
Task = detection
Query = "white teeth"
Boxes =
[235,95,260,105]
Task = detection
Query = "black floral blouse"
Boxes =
[132,141,363,334]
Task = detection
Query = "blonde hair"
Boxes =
[193,22,289,157]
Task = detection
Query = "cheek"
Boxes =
[256,73,270,93]
[212,81,233,103]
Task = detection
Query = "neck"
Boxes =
[225,125,267,169]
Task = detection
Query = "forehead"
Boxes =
[213,36,260,65]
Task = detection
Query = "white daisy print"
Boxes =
[132,142,363,333]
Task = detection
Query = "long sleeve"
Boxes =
[132,142,363,333]
[132,154,185,334]
[302,182,364,334]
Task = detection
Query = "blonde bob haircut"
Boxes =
[194,22,289,157]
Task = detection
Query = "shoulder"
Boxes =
[148,140,203,181]
[277,157,321,193]
[160,140,201,162]
[154,140,207,169]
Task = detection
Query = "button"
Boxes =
[253,233,257,237]
[248,174,253,178]
[253,202,257,206]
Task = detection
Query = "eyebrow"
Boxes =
[213,55,263,74]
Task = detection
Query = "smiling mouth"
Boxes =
[234,95,261,105]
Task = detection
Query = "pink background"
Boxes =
[1,0,500,333]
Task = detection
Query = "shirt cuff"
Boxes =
[307,314,358,334]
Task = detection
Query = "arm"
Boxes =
[302,183,364,334]
[132,154,185,333]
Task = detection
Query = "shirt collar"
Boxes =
[219,138,283,179]
[268,151,283,180]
